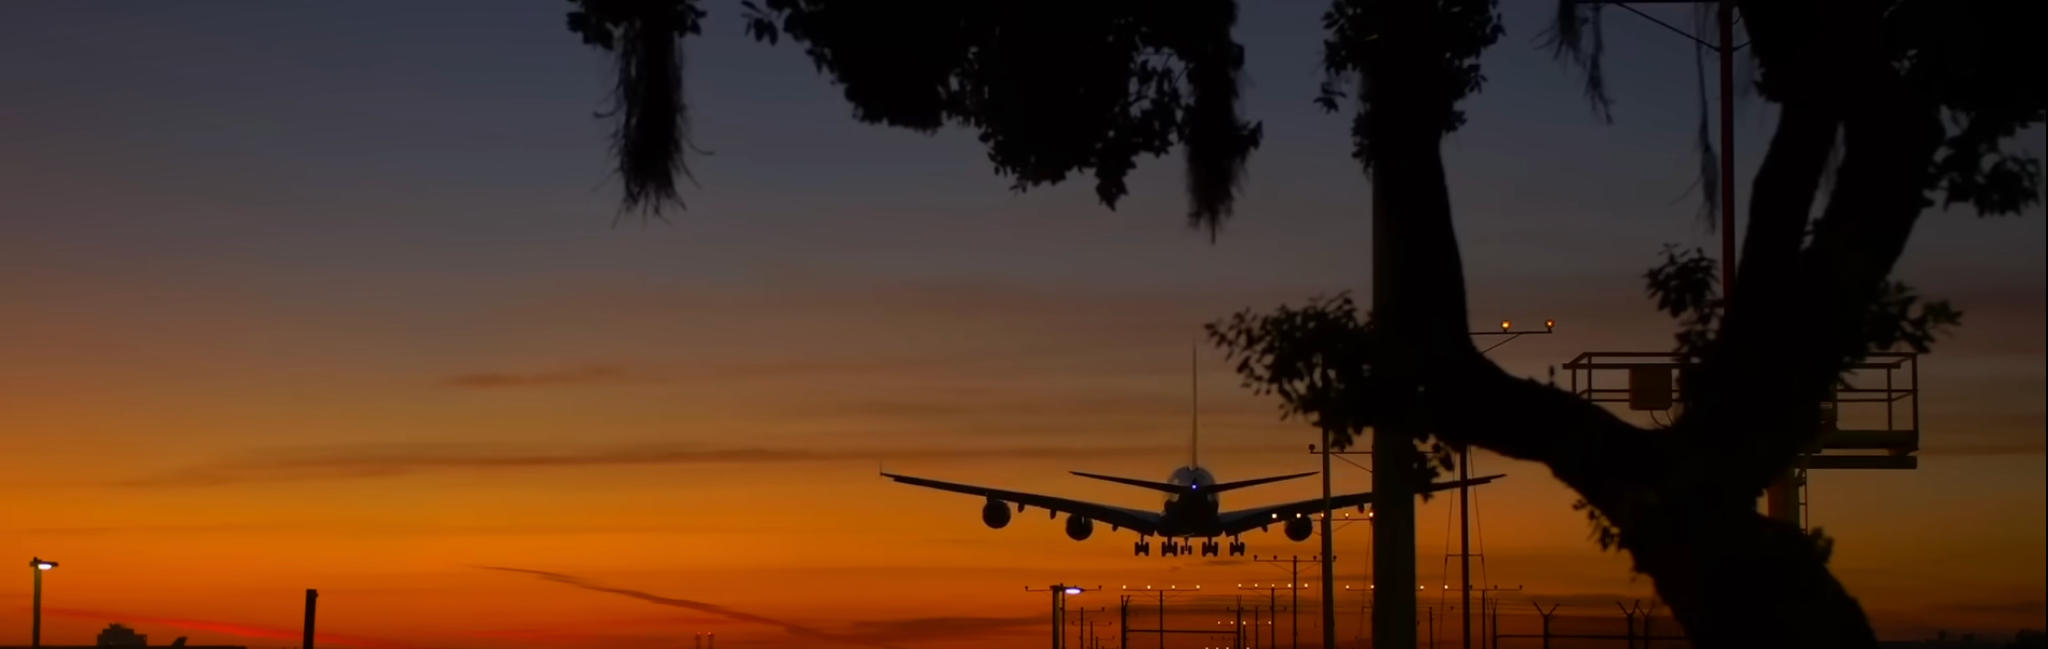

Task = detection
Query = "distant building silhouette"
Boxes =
[0,623,242,649]
[96,625,145,647]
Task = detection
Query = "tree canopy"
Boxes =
[562,1,2042,646]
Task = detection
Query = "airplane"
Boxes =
[882,365,1503,557]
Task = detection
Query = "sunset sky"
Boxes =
[2,2,2042,648]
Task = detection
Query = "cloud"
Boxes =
[837,615,1042,641]
[480,566,904,649]
[119,441,1284,487]
[43,607,404,649]
[443,365,635,388]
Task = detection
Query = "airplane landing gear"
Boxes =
[1161,541,1180,557]
[1134,540,1151,556]
[1200,540,1220,557]
[1228,539,1246,556]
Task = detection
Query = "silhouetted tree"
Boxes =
[569,0,1261,233]
[1211,1,2039,648]
[563,1,2041,647]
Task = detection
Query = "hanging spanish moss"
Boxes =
[1690,34,1720,228]
[1541,0,1612,123]
[568,0,706,220]
[1177,0,1261,238]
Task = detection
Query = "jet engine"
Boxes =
[1065,515,1095,541]
[982,499,1012,529]
[1284,516,1313,541]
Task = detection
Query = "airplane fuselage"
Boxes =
[1157,465,1224,537]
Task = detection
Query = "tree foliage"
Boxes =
[738,0,1262,233]
[1644,245,1963,364]
[568,0,1262,232]
[1315,0,1502,170]
[559,0,2041,645]
[1546,0,2045,220]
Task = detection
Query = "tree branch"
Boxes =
[1425,357,1663,516]
[1687,0,1944,491]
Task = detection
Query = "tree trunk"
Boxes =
[1621,497,1877,648]
[1362,2,1940,647]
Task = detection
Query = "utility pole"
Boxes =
[1459,449,1472,649]
[1462,320,1549,649]
[1236,596,1245,649]
[303,588,318,649]
[1069,607,1105,649]
[1253,606,1262,649]
[1318,428,1338,649]
[1076,607,1085,649]
[1238,580,1305,649]
[1428,606,1436,649]
[1250,555,1328,649]
[1120,596,1130,649]
[1469,585,1523,649]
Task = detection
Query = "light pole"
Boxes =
[1028,584,1095,649]
[30,558,58,649]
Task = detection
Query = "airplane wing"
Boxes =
[881,472,1166,535]
[1214,474,1504,537]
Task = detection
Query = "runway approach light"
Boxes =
[31,559,56,571]
[1545,319,1556,331]
[1500,320,1511,331]
[1064,587,1084,595]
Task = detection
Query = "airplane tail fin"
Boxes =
[1190,343,1198,469]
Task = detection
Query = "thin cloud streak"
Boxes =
[838,615,1042,641]
[480,566,904,649]
[444,365,636,388]
[119,442,1285,487]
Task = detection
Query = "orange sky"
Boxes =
[1,2,2043,648]
[3,267,2041,648]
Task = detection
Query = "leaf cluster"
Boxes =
[741,0,1262,229]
